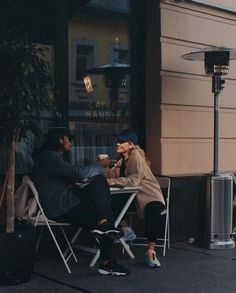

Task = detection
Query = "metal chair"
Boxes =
[155,176,171,256]
[130,176,171,256]
[21,176,78,273]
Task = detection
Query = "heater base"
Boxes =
[209,238,235,249]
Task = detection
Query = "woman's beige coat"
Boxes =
[106,146,165,218]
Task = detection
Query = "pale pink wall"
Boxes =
[146,0,236,175]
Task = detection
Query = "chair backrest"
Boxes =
[25,179,43,209]
[155,176,171,204]
[15,175,37,221]
[155,176,170,189]
[26,177,57,225]
[16,175,55,225]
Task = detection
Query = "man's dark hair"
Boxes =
[43,127,74,151]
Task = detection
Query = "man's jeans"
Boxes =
[53,175,114,261]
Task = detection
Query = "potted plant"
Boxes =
[0,40,54,285]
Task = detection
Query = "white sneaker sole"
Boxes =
[98,269,128,276]
[145,253,161,268]
[147,263,161,268]
[91,229,120,239]
[92,229,119,235]
[114,234,136,244]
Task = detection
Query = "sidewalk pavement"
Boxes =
[1,242,236,293]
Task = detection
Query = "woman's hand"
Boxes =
[97,154,112,168]
[107,178,115,186]
[98,157,110,168]
[104,168,114,179]
[97,154,117,169]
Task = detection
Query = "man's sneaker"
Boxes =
[98,259,130,276]
[114,226,136,244]
[91,222,121,239]
[145,252,161,268]
[91,228,120,239]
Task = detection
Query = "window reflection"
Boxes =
[69,0,130,164]
[0,0,130,175]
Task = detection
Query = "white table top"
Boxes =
[110,186,141,194]
[75,181,141,194]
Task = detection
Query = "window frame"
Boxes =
[70,39,98,100]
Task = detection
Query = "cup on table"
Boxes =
[98,154,109,160]
[97,154,110,168]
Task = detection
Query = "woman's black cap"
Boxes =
[115,129,138,144]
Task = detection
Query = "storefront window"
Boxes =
[69,0,130,164]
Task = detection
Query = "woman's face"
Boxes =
[116,141,132,155]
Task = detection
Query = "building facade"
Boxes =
[65,0,236,176]
[2,0,236,241]
[146,0,236,176]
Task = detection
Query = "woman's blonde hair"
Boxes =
[131,144,151,167]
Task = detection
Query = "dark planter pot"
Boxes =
[0,225,37,286]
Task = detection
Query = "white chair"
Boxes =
[20,176,78,273]
[155,176,171,256]
[130,176,171,256]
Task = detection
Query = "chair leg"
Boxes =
[88,236,135,267]
[46,224,72,273]
[63,227,82,259]
[167,214,170,249]
[163,213,169,257]
[60,227,78,263]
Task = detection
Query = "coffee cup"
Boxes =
[97,154,109,160]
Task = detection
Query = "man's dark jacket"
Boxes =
[31,150,104,218]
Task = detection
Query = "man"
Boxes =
[31,127,129,276]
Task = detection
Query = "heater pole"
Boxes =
[213,89,219,174]
[213,93,219,174]
[212,74,225,174]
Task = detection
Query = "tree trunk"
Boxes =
[6,134,16,233]
[0,144,5,210]
[0,172,8,225]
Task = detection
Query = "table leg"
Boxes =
[114,193,136,227]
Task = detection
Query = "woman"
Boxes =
[104,129,166,268]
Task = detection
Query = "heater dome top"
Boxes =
[182,46,236,61]
[182,46,236,75]
[85,63,130,75]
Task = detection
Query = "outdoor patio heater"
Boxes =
[182,47,236,249]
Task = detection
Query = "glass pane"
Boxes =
[69,0,130,164]
[76,56,87,81]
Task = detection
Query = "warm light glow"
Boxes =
[83,75,93,93]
